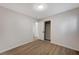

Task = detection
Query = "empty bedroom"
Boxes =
[0,3,79,55]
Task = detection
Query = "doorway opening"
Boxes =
[44,21,51,41]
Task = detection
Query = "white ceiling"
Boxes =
[0,3,79,20]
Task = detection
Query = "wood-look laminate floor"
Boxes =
[0,40,79,55]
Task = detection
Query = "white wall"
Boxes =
[38,8,79,51]
[33,22,39,38]
[0,6,35,53]
[52,8,79,51]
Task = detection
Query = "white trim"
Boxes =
[0,40,32,53]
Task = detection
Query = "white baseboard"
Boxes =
[0,40,32,53]
[51,41,79,51]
